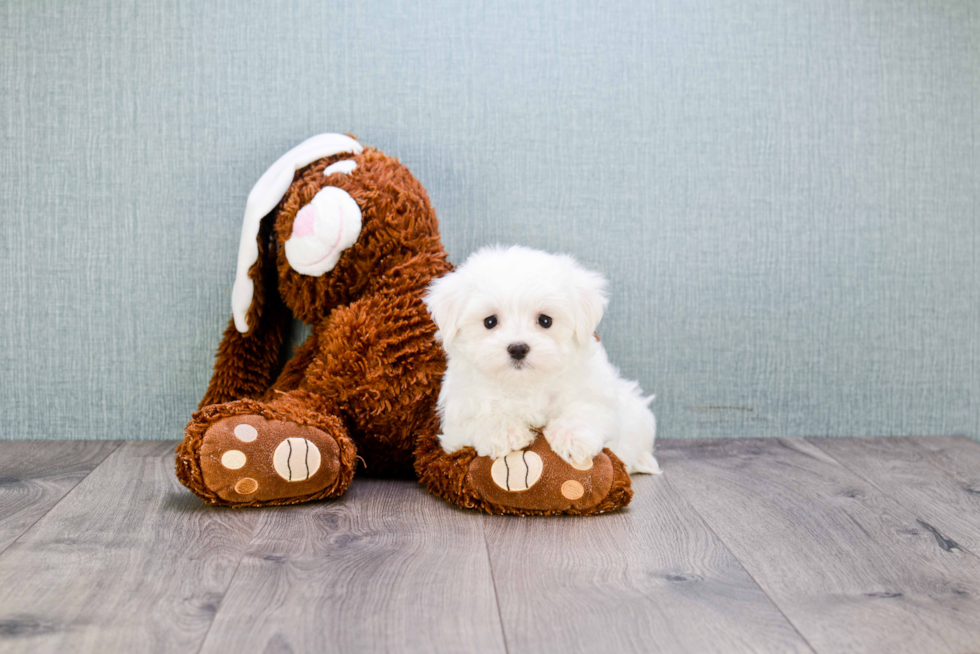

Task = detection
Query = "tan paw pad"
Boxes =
[273,437,322,482]
[235,477,258,494]
[561,480,585,500]
[221,450,246,469]
[234,424,258,442]
[490,450,543,491]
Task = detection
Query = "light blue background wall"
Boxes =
[1,0,977,440]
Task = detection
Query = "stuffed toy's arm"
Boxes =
[199,314,286,408]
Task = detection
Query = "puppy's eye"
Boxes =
[537,314,553,328]
[484,315,498,329]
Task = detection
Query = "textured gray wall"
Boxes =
[1,0,977,441]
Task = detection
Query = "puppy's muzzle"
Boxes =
[507,343,530,361]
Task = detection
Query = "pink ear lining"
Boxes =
[292,205,316,238]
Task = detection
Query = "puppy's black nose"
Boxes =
[507,343,530,360]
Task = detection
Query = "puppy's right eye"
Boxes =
[483,315,498,329]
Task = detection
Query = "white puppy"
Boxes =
[424,245,661,475]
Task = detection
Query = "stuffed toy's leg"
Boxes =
[176,390,357,507]
[414,425,633,516]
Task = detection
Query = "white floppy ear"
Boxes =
[424,271,470,348]
[566,259,609,345]
[231,133,364,334]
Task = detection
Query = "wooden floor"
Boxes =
[1,438,979,653]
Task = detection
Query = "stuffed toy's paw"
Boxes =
[467,434,632,515]
[415,430,632,516]
[199,416,340,503]
[176,399,358,507]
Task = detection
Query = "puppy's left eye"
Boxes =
[537,314,552,328]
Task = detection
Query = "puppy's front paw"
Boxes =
[543,422,603,468]
[470,419,536,460]
[505,424,536,452]
[474,432,515,461]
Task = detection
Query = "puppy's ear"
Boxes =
[566,259,609,346]
[424,271,469,348]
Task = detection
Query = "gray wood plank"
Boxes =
[0,441,259,653]
[659,438,980,654]
[200,479,507,654]
[905,436,980,492]
[484,473,814,654]
[808,437,980,555]
[0,440,121,555]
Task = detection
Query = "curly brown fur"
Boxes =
[264,330,319,398]
[199,213,286,408]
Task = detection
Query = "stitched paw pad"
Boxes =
[490,450,544,491]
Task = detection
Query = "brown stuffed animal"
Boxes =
[175,134,633,515]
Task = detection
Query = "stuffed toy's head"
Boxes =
[232,133,441,332]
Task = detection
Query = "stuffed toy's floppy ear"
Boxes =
[424,270,468,348]
[199,133,363,408]
[232,133,363,334]
[199,212,286,408]
[565,257,609,346]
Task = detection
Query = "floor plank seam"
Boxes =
[192,465,272,654]
[0,440,125,561]
[660,471,819,654]
[806,438,980,563]
[194,533,254,654]
[481,515,512,654]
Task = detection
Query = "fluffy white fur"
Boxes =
[424,245,661,475]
